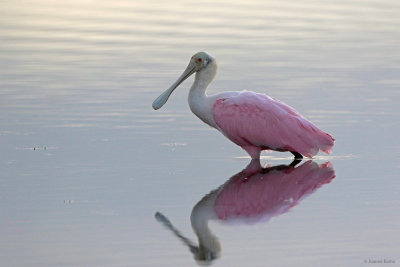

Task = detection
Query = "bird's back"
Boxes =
[213,91,334,158]
[214,161,335,221]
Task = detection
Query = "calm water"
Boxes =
[1,0,399,266]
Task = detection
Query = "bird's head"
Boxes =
[191,52,213,71]
[152,52,214,110]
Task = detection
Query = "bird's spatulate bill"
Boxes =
[152,62,196,110]
[152,52,335,159]
[152,86,176,110]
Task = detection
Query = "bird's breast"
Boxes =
[188,95,219,129]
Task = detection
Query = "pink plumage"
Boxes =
[214,161,335,221]
[153,52,335,159]
[213,91,335,158]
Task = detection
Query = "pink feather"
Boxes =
[214,161,335,221]
[213,91,335,158]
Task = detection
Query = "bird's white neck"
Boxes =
[190,189,221,257]
[188,60,218,128]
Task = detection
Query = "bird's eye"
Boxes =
[197,58,202,63]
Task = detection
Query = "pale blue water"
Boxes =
[0,0,399,266]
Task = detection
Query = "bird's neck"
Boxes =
[191,59,217,96]
[188,60,218,128]
[191,190,221,256]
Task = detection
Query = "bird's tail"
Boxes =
[319,132,335,154]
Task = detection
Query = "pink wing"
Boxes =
[214,161,335,221]
[213,91,334,158]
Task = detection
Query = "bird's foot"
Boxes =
[289,158,302,167]
[290,151,303,160]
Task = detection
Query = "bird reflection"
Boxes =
[155,159,335,265]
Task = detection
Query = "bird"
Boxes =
[155,160,335,264]
[152,52,335,159]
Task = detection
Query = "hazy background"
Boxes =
[0,0,399,266]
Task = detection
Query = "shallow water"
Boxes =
[0,0,399,266]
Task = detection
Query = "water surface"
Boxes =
[0,0,399,266]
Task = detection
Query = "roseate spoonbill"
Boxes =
[152,52,335,159]
[155,160,335,264]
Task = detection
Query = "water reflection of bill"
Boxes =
[156,160,335,265]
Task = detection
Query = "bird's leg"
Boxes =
[243,159,262,174]
[242,146,261,160]
[289,158,302,167]
[290,151,303,160]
